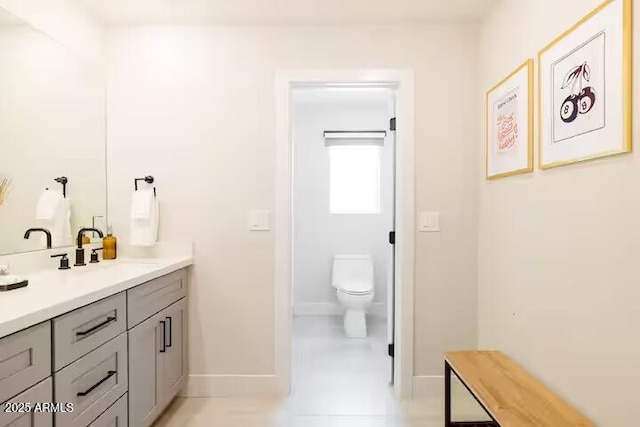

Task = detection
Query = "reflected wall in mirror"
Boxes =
[0,8,107,255]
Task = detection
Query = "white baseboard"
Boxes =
[294,302,387,319]
[181,375,280,397]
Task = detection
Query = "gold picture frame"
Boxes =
[485,59,534,180]
[538,0,632,169]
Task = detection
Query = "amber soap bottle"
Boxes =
[103,226,117,260]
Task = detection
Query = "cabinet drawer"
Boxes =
[88,393,127,427]
[54,333,128,427]
[128,269,187,328]
[53,292,127,371]
[0,322,51,404]
[0,378,53,427]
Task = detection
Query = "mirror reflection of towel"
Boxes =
[35,190,72,246]
[52,198,73,247]
[36,189,62,220]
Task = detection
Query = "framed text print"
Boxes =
[486,60,534,179]
[539,0,632,169]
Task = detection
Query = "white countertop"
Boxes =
[0,255,193,338]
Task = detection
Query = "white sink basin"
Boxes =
[69,260,160,275]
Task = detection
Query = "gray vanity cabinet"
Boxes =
[54,333,128,427]
[128,310,165,427]
[88,393,127,427]
[0,322,51,405]
[127,270,187,329]
[128,297,187,427]
[0,267,188,427]
[0,378,53,427]
[53,293,127,371]
[160,298,187,406]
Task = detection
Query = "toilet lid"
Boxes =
[336,279,373,295]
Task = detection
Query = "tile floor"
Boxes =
[155,316,485,427]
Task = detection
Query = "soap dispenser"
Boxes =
[103,226,117,260]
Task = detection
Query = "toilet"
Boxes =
[331,254,375,338]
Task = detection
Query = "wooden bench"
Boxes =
[444,351,594,427]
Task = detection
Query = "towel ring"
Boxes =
[54,177,68,198]
[134,176,156,197]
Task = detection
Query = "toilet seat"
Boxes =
[336,287,373,296]
[335,279,373,295]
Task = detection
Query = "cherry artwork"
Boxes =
[559,62,596,123]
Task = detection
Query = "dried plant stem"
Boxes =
[0,177,12,206]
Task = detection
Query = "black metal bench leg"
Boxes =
[445,361,452,427]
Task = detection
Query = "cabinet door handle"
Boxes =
[77,371,116,397]
[160,320,166,353]
[166,316,172,348]
[76,316,116,337]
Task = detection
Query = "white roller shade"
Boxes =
[323,131,386,146]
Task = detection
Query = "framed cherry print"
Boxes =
[539,0,632,169]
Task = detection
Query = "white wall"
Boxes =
[0,0,103,63]
[106,24,479,395]
[292,92,393,315]
[478,0,640,424]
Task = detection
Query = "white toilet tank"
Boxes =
[331,255,374,293]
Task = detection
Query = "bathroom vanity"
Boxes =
[0,7,192,425]
[0,256,192,427]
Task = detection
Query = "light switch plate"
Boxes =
[249,210,271,231]
[419,212,440,232]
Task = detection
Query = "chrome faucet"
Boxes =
[75,228,104,266]
[24,228,52,249]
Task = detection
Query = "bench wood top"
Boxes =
[445,351,594,427]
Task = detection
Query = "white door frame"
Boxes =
[275,69,415,398]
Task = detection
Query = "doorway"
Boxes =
[291,86,395,400]
[275,69,415,399]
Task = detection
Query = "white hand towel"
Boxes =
[50,198,72,247]
[130,194,159,247]
[131,188,154,220]
[36,189,63,220]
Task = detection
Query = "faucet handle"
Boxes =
[51,253,70,270]
[90,248,103,264]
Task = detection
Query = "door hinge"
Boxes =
[388,343,395,358]
[390,117,396,131]
[389,231,396,245]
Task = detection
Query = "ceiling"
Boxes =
[0,9,24,27]
[81,0,501,26]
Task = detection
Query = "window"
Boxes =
[329,145,381,214]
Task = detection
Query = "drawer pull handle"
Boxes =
[77,370,116,397]
[76,317,116,337]
[160,320,166,353]
[166,316,172,348]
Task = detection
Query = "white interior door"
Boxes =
[387,94,397,384]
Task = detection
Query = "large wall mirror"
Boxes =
[0,8,107,255]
